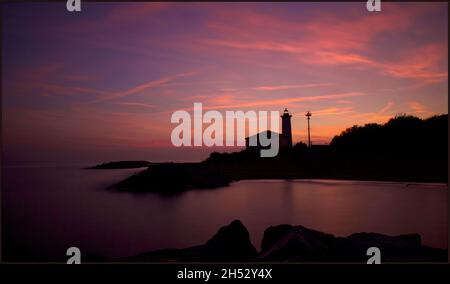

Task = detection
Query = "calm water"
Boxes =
[2,165,448,261]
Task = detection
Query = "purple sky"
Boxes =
[2,2,448,163]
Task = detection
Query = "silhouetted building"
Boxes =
[245,108,293,150]
[245,130,292,149]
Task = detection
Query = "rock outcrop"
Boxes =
[258,224,447,262]
[113,163,233,194]
[121,220,257,262]
[86,220,447,262]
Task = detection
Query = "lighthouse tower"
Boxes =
[281,108,293,148]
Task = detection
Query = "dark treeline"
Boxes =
[330,114,447,158]
[203,114,448,183]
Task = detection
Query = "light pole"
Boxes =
[305,111,312,148]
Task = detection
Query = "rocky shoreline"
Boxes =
[110,162,233,194]
[85,220,447,263]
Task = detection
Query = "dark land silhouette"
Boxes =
[88,160,151,169]
[104,114,448,194]
[83,220,447,262]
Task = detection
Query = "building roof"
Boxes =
[245,130,288,140]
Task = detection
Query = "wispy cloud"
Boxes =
[41,84,109,97]
[381,43,448,83]
[115,102,155,108]
[310,106,354,117]
[203,4,447,84]
[91,71,196,103]
[181,92,366,111]
[408,101,434,116]
[378,101,394,114]
[252,83,333,91]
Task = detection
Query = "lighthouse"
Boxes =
[281,108,293,148]
[245,108,293,150]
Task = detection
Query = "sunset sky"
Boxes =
[2,2,448,163]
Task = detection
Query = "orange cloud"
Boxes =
[309,106,354,117]
[308,52,377,66]
[196,92,366,110]
[407,101,435,116]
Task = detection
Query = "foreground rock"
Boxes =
[120,220,257,261]
[84,221,446,263]
[259,224,447,262]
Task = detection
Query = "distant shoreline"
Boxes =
[87,160,153,169]
[88,161,448,188]
[89,114,448,194]
[86,160,447,195]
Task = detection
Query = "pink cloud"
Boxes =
[200,3,447,84]
[252,83,333,91]
[382,43,448,83]
[41,84,109,97]
[114,102,155,108]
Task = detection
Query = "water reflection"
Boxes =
[2,166,447,261]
